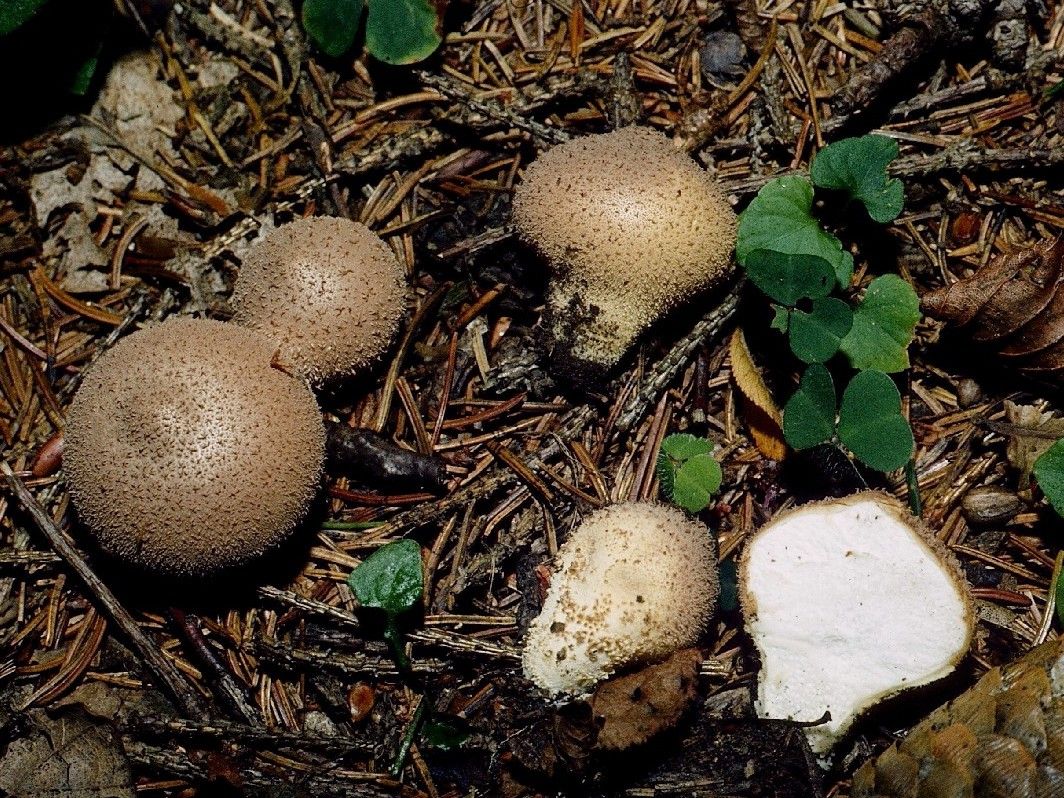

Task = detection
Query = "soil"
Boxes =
[1,0,1063,796]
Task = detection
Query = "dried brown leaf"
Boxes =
[591,648,702,750]
[729,328,787,461]
[922,239,1064,376]
[0,707,134,798]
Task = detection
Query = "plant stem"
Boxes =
[390,697,426,777]
[905,458,922,517]
[320,520,384,530]
[384,618,411,673]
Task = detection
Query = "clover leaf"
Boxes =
[737,176,854,289]
[840,275,920,373]
[743,250,836,306]
[788,297,853,364]
[811,135,904,223]
[366,0,442,64]
[657,434,722,513]
[782,364,836,450]
[837,370,914,472]
[1034,439,1064,518]
[303,0,365,57]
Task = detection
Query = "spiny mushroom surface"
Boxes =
[511,126,737,381]
[64,318,325,576]
[740,492,974,757]
[231,216,407,382]
[522,502,718,697]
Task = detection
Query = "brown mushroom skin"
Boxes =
[232,217,407,383]
[512,127,737,387]
[64,318,326,576]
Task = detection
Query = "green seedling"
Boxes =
[347,538,424,670]
[656,433,723,513]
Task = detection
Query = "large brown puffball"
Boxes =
[64,318,326,576]
[522,502,718,697]
[232,217,407,382]
[512,126,737,380]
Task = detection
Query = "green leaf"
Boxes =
[1034,439,1064,518]
[671,455,723,513]
[788,297,853,364]
[717,559,738,612]
[0,0,49,36]
[743,249,836,306]
[302,0,365,58]
[69,44,101,96]
[422,720,471,751]
[660,433,714,461]
[657,434,720,513]
[1055,565,1064,629]
[1047,81,1064,100]
[348,539,423,617]
[770,305,791,333]
[737,176,854,288]
[782,364,836,450]
[840,274,921,373]
[810,134,905,223]
[837,370,914,472]
[366,0,442,65]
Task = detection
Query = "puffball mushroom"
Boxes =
[64,318,326,576]
[522,502,718,697]
[740,492,974,757]
[511,126,737,381]
[231,216,407,382]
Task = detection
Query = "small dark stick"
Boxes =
[325,422,448,492]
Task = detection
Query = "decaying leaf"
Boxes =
[922,238,1064,377]
[0,706,134,798]
[591,648,702,750]
[852,637,1064,798]
[729,329,787,461]
[1002,401,1064,490]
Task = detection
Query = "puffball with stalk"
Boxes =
[522,502,719,697]
[512,126,737,383]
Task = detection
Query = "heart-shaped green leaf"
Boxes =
[1034,438,1064,518]
[811,134,904,223]
[837,370,914,472]
[788,297,853,364]
[744,250,836,306]
[366,0,442,65]
[737,176,854,288]
[840,274,920,373]
[671,454,723,513]
[348,539,423,617]
[302,0,365,58]
[783,364,836,450]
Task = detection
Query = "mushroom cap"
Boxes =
[232,217,407,382]
[522,502,718,697]
[64,318,326,576]
[512,126,737,370]
[740,492,975,756]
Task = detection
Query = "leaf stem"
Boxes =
[384,617,411,673]
[904,458,922,517]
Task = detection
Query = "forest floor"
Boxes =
[1,0,1064,796]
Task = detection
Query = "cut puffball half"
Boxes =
[522,502,718,698]
[739,492,974,757]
